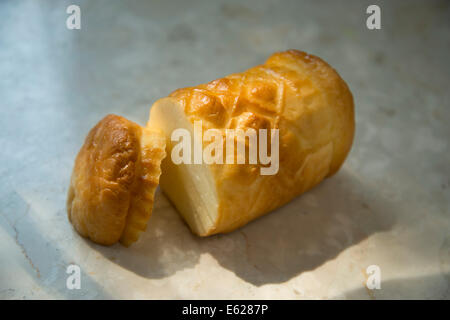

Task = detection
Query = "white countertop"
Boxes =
[0,0,449,299]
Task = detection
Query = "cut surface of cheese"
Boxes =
[148,98,219,236]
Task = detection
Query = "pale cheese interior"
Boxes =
[148,97,219,236]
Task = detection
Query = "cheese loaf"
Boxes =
[148,50,355,236]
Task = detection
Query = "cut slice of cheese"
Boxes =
[67,115,166,246]
[119,126,167,246]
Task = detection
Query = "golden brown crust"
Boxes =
[67,114,166,246]
[119,127,166,246]
[166,50,355,235]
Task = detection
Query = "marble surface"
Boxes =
[0,0,449,299]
